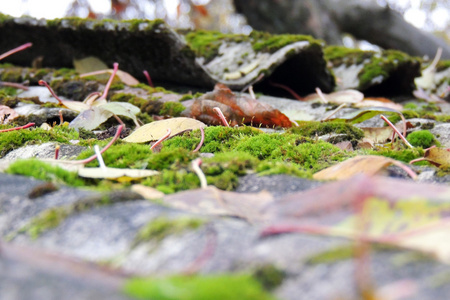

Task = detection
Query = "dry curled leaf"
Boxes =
[313,155,417,180]
[304,89,364,104]
[182,83,292,128]
[124,117,207,143]
[411,147,450,167]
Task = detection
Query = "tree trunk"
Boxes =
[233,0,450,59]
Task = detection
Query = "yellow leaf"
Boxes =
[124,117,207,143]
[78,167,159,181]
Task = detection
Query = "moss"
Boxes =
[133,216,204,245]
[324,46,372,66]
[288,121,364,143]
[305,245,355,265]
[0,93,19,107]
[123,273,275,300]
[159,101,186,117]
[185,29,320,62]
[359,50,415,90]
[6,159,87,186]
[256,161,312,178]
[365,148,424,163]
[406,130,439,148]
[0,126,79,157]
[20,206,71,239]
[141,169,200,194]
[252,264,285,290]
[0,86,18,97]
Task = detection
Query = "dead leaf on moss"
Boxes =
[313,155,417,180]
[163,185,273,222]
[362,127,395,144]
[78,167,159,181]
[123,117,207,143]
[411,147,450,167]
[182,83,292,127]
[131,184,165,200]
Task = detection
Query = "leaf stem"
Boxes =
[0,82,29,90]
[74,125,123,164]
[150,128,171,151]
[192,158,207,189]
[99,62,119,100]
[380,115,413,148]
[269,81,304,101]
[38,80,65,105]
[193,127,205,153]
[143,70,154,87]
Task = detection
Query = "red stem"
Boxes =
[269,81,305,101]
[0,42,32,61]
[150,128,171,150]
[0,82,29,90]
[143,70,154,87]
[0,122,35,133]
[193,127,205,153]
[380,115,413,148]
[74,125,123,164]
[213,107,230,127]
[38,80,65,105]
[54,145,60,160]
[99,62,119,100]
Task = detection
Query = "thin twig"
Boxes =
[193,127,205,153]
[321,103,346,121]
[269,81,304,101]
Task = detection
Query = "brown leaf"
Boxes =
[356,97,403,111]
[163,186,273,222]
[0,105,18,123]
[182,83,292,128]
[313,155,416,180]
[362,127,395,144]
[304,89,364,103]
[411,147,450,167]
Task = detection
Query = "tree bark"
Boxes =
[233,0,450,59]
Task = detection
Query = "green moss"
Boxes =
[407,130,439,148]
[365,148,424,163]
[0,86,18,97]
[185,29,319,62]
[256,161,311,178]
[159,101,186,117]
[252,264,285,290]
[123,273,275,300]
[0,126,79,157]
[141,169,200,194]
[288,121,364,143]
[6,159,87,186]
[305,245,355,265]
[324,46,373,66]
[250,31,319,53]
[133,216,204,245]
[20,206,71,239]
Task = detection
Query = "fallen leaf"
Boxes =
[0,105,18,123]
[262,175,450,263]
[181,83,292,128]
[304,89,364,104]
[329,107,403,124]
[78,167,159,181]
[355,97,403,111]
[163,186,273,222]
[410,147,450,167]
[73,56,108,74]
[124,117,207,143]
[313,155,416,180]
[361,127,395,144]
